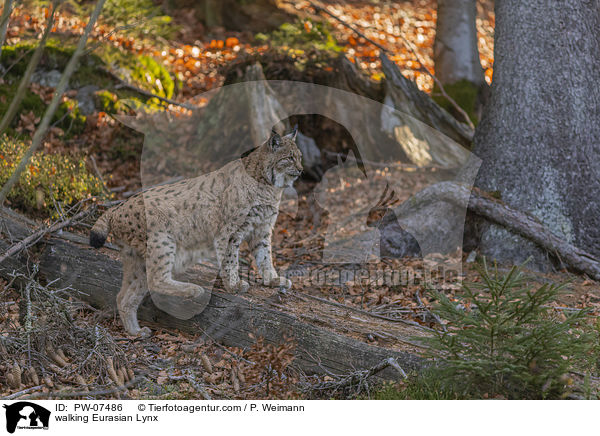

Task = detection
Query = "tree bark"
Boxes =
[433,0,485,86]
[472,0,600,271]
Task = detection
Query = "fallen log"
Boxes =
[383,181,600,280]
[0,208,427,381]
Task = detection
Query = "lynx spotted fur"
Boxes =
[89,128,302,337]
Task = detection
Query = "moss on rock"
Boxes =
[0,41,175,127]
[1,40,174,99]
[127,55,174,99]
[0,136,107,217]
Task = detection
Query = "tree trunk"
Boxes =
[433,0,484,86]
[472,0,600,271]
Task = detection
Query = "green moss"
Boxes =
[0,86,43,119]
[100,0,177,42]
[1,42,72,77]
[1,40,173,97]
[0,136,107,217]
[128,55,174,99]
[255,19,343,55]
[0,40,174,118]
[91,46,174,99]
[94,90,127,114]
[0,40,109,89]
[54,98,87,137]
[0,83,86,137]
[367,375,462,400]
[432,79,480,126]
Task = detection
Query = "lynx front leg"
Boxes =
[116,249,151,338]
[250,226,291,289]
[215,233,249,293]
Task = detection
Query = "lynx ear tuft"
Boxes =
[285,125,298,141]
[269,129,283,150]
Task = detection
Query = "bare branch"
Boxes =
[20,376,144,399]
[0,0,60,136]
[300,357,407,398]
[0,205,96,264]
[1,385,44,400]
[0,0,15,52]
[0,0,107,206]
[385,181,600,281]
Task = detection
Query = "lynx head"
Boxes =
[257,126,303,188]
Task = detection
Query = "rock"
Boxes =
[75,85,100,115]
[31,69,62,88]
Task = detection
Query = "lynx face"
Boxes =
[266,129,303,188]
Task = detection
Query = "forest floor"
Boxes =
[1,0,599,400]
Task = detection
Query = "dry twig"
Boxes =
[0,205,96,264]
[300,357,407,398]
[1,385,43,400]
[21,376,144,399]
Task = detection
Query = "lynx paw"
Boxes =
[265,276,292,289]
[225,278,249,293]
[127,326,152,339]
[138,326,152,339]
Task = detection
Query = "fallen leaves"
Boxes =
[299,0,495,90]
[8,0,495,101]
[16,110,39,134]
[29,82,54,104]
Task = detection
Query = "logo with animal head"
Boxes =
[3,402,51,433]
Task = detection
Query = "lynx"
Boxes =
[89,127,302,337]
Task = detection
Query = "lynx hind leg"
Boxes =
[146,234,204,298]
[116,248,151,338]
[145,233,211,319]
